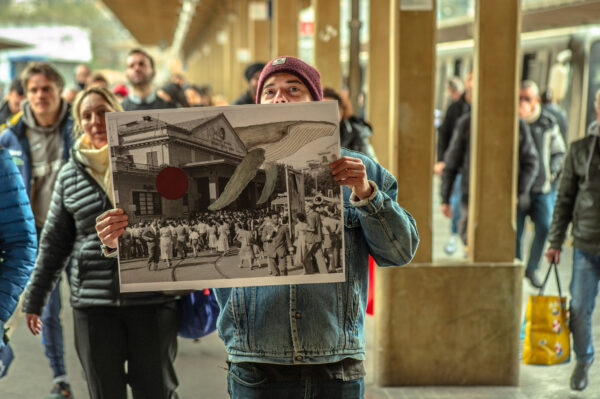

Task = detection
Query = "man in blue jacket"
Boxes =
[0,62,74,398]
[218,57,419,398]
[0,146,37,378]
[96,56,419,398]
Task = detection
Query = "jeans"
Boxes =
[40,278,66,379]
[515,191,553,273]
[570,248,600,364]
[227,363,364,399]
[449,174,462,235]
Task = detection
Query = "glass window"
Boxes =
[133,191,162,216]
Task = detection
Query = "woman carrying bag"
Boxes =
[23,87,180,399]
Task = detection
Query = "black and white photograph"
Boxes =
[106,101,345,292]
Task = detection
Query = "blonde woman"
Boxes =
[23,87,179,399]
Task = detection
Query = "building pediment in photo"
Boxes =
[117,113,247,159]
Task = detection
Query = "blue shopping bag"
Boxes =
[178,289,220,339]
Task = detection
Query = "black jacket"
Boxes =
[233,91,254,105]
[121,95,176,111]
[437,93,471,162]
[340,116,377,160]
[22,153,174,315]
[441,114,539,205]
[548,133,600,256]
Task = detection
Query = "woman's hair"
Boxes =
[72,86,123,138]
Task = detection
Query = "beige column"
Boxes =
[468,0,521,262]
[248,2,271,64]
[272,0,299,58]
[374,0,522,387]
[219,28,233,102]
[393,4,436,264]
[313,0,341,89]
[367,0,393,171]
[230,0,249,99]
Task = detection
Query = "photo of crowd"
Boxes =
[107,102,345,291]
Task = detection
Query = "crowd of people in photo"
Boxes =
[120,197,343,277]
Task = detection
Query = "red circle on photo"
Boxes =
[156,167,188,200]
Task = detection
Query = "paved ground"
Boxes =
[3,177,599,398]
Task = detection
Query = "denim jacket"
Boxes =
[215,149,419,365]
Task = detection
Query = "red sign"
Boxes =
[300,21,314,36]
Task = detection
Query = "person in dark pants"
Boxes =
[304,200,328,274]
[268,216,293,276]
[143,221,161,271]
[24,86,179,399]
[545,89,600,392]
[96,56,420,399]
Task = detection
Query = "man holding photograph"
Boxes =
[95,56,419,398]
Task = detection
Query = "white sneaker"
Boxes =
[444,235,458,255]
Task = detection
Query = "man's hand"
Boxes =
[545,248,561,264]
[330,156,371,200]
[440,203,452,218]
[434,161,445,176]
[25,314,42,335]
[95,208,128,249]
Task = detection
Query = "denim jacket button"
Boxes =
[295,312,301,319]
[295,355,303,361]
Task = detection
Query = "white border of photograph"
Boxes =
[106,101,346,292]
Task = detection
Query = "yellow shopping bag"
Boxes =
[523,263,570,365]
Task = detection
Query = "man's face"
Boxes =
[260,73,313,104]
[185,87,201,106]
[126,53,154,87]
[75,65,90,85]
[519,87,539,119]
[26,74,61,122]
[7,89,25,114]
[464,72,473,104]
[249,70,262,100]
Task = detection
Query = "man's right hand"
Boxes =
[434,161,445,176]
[440,203,452,218]
[95,208,128,249]
[545,248,561,264]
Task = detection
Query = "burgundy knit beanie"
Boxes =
[255,56,323,103]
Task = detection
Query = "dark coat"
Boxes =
[121,95,176,111]
[441,114,539,205]
[437,93,471,162]
[22,154,174,315]
[233,91,254,105]
[548,133,600,256]
[268,225,292,258]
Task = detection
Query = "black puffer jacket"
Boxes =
[23,153,174,315]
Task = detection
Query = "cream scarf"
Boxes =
[74,135,114,205]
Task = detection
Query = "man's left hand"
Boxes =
[330,156,372,200]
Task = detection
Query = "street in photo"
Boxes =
[106,101,346,292]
